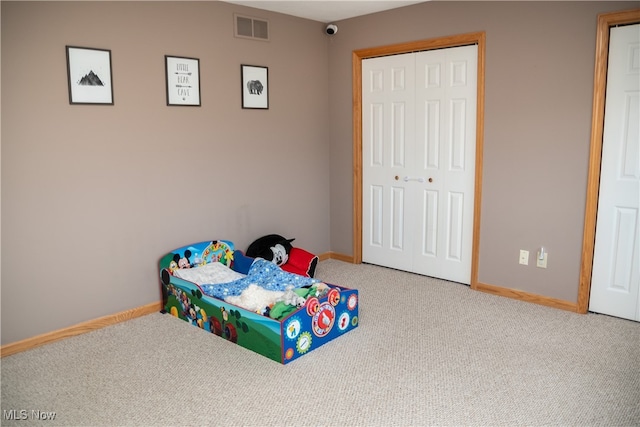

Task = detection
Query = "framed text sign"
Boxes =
[165,55,201,106]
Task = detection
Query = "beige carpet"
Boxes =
[2,260,639,426]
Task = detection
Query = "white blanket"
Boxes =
[173,262,245,285]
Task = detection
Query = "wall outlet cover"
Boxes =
[536,253,548,268]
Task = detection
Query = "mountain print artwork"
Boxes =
[78,71,104,86]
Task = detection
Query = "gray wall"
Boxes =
[1,1,330,344]
[327,1,635,302]
[1,1,635,345]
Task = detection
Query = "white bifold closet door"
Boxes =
[362,45,477,284]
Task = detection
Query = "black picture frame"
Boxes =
[241,64,269,109]
[165,55,201,106]
[66,46,114,105]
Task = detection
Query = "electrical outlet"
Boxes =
[519,250,529,265]
[537,252,548,268]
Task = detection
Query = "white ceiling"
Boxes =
[222,0,428,23]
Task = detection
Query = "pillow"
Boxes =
[281,247,318,278]
[231,250,254,275]
[246,234,295,266]
[174,262,245,285]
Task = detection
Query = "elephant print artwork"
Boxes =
[242,65,268,109]
[247,80,264,95]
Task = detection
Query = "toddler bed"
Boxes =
[159,240,359,364]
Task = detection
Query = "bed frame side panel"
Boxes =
[281,285,359,364]
[159,240,285,363]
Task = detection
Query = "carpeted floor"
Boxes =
[2,260,639,426]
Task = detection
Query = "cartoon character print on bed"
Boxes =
[165,284,206,328]
[166,250,193,273]
[200,240,234,266]
[174,250,193,269]
[168,241,234,273]
[164,283,259,347]
[210,307,241,343]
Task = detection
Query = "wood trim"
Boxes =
[322,251,355,263]
[578,9,640,314]
[353,32,485,59]
[470,32,486,291]
[352,32,486,284]
[476,282,579,313]
[352,51,363,264]
[318,252,332,261]
[1,301,162,357]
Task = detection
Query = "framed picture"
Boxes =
[66,46,114,105]
[241,64,268,109]
[165,56,201,106]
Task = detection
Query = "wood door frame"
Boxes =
[352,32,486,289]
[578,9,640,314]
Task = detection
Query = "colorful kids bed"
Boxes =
[159,240,359,364]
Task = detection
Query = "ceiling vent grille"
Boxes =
[234,13,269,41]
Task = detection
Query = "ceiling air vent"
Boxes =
[234,13,269,41]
